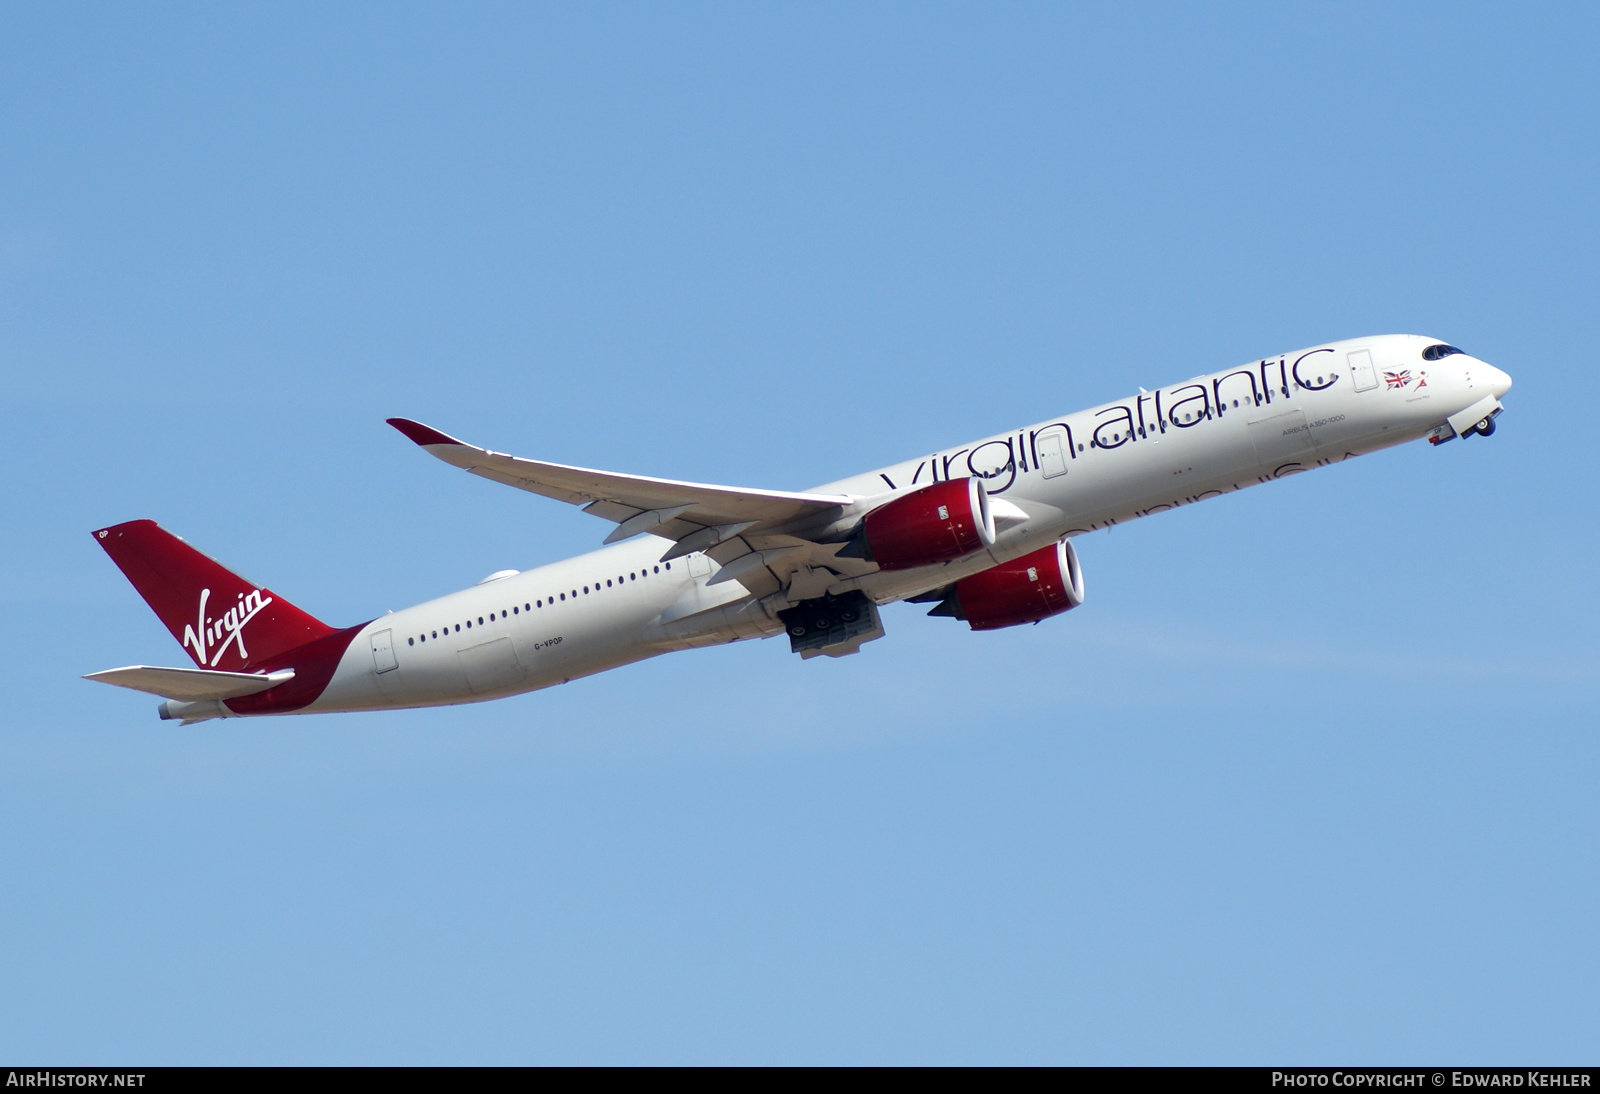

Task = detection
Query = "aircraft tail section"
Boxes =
[93,520,336,671]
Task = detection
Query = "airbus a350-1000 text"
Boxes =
[87,335,1512,723]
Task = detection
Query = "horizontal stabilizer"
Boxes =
[84,665,295,701]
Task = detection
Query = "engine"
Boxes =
[840,478,997,571]
[924,539,1085,630]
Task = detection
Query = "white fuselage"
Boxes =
[307,334,1511,714]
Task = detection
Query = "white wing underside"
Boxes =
[387,419,880,599]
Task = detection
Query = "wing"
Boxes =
[388,419,876,599]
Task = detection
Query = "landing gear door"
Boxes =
[1348,349,1379,392]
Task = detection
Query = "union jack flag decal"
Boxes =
[1383,370,1412,389]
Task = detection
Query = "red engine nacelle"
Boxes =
[929,539,1085,630]
[845,478,997,571]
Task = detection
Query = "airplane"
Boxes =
[86,334,1512,724]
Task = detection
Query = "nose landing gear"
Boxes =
[1430,412,1501,445]
[1442,395,1505,445]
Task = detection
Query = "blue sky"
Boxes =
[2,2,1596,1063]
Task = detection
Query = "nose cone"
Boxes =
[1483,363,1513,398]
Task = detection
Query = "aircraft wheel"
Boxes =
[1476,416,1497,437]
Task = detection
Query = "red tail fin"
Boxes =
[93,520,336,671]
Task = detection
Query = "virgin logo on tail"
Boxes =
[182,587,275,667]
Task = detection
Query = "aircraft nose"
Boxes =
[1483,363,1513,398]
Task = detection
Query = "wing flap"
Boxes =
[85,665,295,701]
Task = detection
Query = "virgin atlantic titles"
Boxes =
[89,335,1511,722]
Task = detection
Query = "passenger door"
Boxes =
[1347,348,1379,392]
[370,628,397,674]
[1035,430,1069,479]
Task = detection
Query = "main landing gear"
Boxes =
[776,590,885,659]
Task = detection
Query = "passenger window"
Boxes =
[478,617,484,625]
[606,579,612,587]
[408,637,414,646]
[454,624,460,632]
[559,593,565,601]
[466,621,472,629]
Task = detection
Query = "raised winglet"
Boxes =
[386,418,467,448]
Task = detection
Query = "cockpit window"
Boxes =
[1422,344,1465,361]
